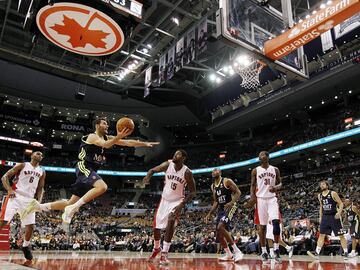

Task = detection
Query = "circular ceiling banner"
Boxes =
[36,2,124,56]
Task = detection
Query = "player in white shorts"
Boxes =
[0,151,45,261]
[143,150,196,265]
[248,151,282,263]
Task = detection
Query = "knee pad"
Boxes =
[272,219,280,235]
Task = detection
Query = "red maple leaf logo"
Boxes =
[50,14,110,49]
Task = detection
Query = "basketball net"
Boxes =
[234,59,266,90]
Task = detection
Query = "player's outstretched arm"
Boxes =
[35,171,46,203]
[89,128,132,149]
[1,163,25,198]
[142,161,170,185]
[224,178,241,211]
[116,139,160,148]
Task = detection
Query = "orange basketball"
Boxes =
[116,117,135,134]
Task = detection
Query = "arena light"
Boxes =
[30,141,44,147]
[24,149,33,155]
[236,55,251,67]
[0,136,29,145]
[320,3,326,9]
[209,74,216,81]
[277,140,283,145]
[344,117,353,123]
[171,17,180,26]
[219,153,226,159]
[354,119,360,126]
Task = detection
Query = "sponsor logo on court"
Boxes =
[36,2,124,56]
[264,0,360,60]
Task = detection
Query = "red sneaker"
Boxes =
[148,248,161,262]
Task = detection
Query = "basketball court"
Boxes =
[1,251,359,270]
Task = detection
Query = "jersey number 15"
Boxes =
[171,182,177,190]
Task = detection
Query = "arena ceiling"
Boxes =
[0,0,359,127]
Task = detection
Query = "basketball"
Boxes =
[116,117,135,134]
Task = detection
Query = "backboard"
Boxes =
[218,0,309,80]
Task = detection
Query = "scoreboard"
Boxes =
[100,0,143,19]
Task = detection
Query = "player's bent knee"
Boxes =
[98,183,108,193]
[272,219,280,235]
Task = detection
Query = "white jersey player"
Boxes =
[143,150,196,265]
[0,151,45,261]
[249,151,282,263]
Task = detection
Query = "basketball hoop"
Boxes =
[234,58,266,90]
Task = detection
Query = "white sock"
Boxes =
[269,248,274,257]
[261,247,267,254]
[224,247,232,256]
[72,198,86,209]
[315,246,321,255]
[39,203,51,212]
[232,243,240,253]
[350,250,356,254]
[343,248,348,253]
[274,243,279,251]
[154,240,160,249]
[285,245,291,251]
[162,241,171,253]
[23,240,30,247]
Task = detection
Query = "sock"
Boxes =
[154,240,160,249]
[343,248,348,254]
[224,247,232,256]
[274,243,279,251]
[285,245,291,252]
[72,198,86,209]
[39,203,51,212]
[315,246,321,255]
[23,240,30,247]
[261,247,267,254]
[162,241,171,253]
[232,243,240,253]
[269,248,274,257]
